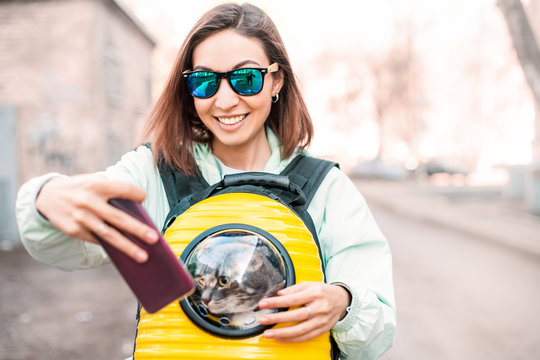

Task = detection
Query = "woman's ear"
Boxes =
[271,70,284,97]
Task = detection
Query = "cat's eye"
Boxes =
[218,276,230,287]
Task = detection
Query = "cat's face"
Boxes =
[195,271,259,314]
[189,235,286,316]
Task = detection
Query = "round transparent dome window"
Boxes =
[179,224,295,338]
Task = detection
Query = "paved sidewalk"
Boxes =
[353,179,540,260]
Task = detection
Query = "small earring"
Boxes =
[192,118,209,140]
[272,93,279,103]
[192,127,208,139]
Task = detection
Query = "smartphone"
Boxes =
[95,198,194,313]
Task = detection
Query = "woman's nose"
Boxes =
[213,79,240,109]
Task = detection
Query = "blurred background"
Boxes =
[1,0,539,359]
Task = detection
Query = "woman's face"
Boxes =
[191,30,283,155]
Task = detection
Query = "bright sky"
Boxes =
[118,0,536,181]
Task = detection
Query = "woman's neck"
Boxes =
[211,132,271,171]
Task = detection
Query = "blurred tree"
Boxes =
[368,21,424,161]
[497,0,540,103]
[498,0,540,214]
[316,20,424,164]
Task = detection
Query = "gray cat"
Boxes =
[188,234,286,329]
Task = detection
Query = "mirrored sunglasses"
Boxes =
[182,63,279,99]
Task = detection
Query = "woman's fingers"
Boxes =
[92,223,149,263]
[92,199,159,245]
[257,282,351,342]
[80,176,159,245]
[260,304,330,343]
[72,207,150,263]
[259,282,314,309]
[84,176,147,203]
[263,321,323,343]
[260,306,310,325]
[68,177,159,246]
[36,174,159,261]
[75,228,100,244]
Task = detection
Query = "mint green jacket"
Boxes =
[16,132,396,359]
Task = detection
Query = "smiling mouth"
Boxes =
[216,114,247,125]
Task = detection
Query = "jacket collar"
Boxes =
[192,128,302,185]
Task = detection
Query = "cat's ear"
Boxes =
[249,252,264,271]
[258,243,271,258]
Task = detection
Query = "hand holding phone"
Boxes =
[95,198,194,313]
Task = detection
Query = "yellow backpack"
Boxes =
[134,154,339,360]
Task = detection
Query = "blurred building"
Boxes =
[526,0,540,214]
[0,0,155,247]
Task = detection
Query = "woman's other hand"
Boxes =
[257,282,351,342]
[36,174,159,263]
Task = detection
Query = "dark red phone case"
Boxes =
[95,198,194,313]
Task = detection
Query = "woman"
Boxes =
[16,3,395,359]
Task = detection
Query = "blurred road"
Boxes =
[359,180,540,360]
[0,249,136,360]
[375,202,540,359]
[1,179,539,359]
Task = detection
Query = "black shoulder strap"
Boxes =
[157,160,209,210]
[155,149,338,212]
[280,154,339,208]
[145,143,209,210]
[150,141,337,224]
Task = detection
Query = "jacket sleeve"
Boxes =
[15,145,163,271]
[15,172,110,271]
[308,167,396,360]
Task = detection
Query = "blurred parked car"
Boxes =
[417,160,470,177]
[348,159,411,181]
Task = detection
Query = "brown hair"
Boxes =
[141,3,313,175]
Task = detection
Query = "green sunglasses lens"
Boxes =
[229,69,264,96]
[187,72,219,98]
[185,68,266,98]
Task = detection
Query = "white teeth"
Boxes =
[217,115,246,125]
